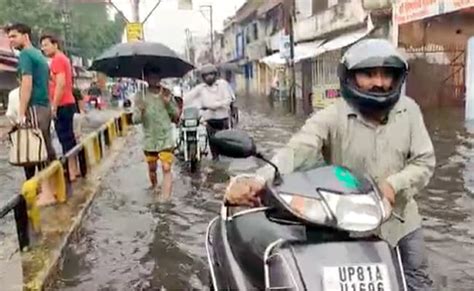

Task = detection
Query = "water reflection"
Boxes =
[51,100,474,290]
[420,107,474,290]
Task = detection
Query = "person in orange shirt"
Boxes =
[40,34,79,181]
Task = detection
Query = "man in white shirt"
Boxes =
[6,86,20,124]
[184,64,235,160]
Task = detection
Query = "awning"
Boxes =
[260,40,325,68]
[312,16,374,56]
[260,16,374,68]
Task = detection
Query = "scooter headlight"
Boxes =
[319,190,384,232]
[278,190,389,232]
[184,119,198,127]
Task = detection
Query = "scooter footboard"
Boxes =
[265,240,406,291]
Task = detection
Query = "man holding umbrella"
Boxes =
[90,41,194,198]
[132,66,179,197]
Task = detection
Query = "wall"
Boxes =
[223,23,237,62]
[399,11,474,107]
[405,58,460,107]
[294,0,366,42]
[399,13,474,49]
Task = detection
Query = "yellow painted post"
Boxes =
[93,134,101,163]
[120,112,129,135]
[120,114,127,136]
[82,140,92,169]
[107,120,115,143]
[37,161,67,204]
[21,179,41,232]
[52,161,67,203]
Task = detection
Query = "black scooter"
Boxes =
[206,130,407,291]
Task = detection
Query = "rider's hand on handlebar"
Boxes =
[224,175,266,207]
[378,181,396,207]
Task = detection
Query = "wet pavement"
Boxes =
[5,96,474,290]
[0,109,121,289]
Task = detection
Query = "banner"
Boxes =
[395,0,474,25]
[126,22,143,43]
[178,0,193,10]
[312,83,341,109]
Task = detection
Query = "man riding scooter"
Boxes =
[222,39,435,291]
[183,64,235,161]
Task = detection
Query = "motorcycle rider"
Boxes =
[223,39,435,291]
[184,64,235,160]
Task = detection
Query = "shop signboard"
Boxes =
[395,0,474,25]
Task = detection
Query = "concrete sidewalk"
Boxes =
[0,109,127,290]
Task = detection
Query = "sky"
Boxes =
[110,0,246,53]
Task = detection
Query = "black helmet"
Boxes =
[338,39,408,114]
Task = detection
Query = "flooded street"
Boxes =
[33,97,474,290]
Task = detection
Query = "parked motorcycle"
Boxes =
[206,130,407,291]
[176,107,208,172]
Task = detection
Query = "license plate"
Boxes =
[323,264,391,291]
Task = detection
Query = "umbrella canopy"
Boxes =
[89,41,194,79]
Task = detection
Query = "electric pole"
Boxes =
[288,0,296,113]
[59,0,75,84]
[59,0,72,56]
[131,0,140,22]
[200,5,214,63]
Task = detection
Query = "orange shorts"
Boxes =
[144,150,174,165]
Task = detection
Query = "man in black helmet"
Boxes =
[223,39,435,290]
[184,64,235,160]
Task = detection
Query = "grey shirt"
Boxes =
[257,96,436,246]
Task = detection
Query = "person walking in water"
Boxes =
[132,66,179,200]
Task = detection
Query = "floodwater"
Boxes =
[11,97,474,290]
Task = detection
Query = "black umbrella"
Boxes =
[89,41,194,79]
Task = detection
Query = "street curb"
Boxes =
[24,129,135,291]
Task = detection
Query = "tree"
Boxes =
[0,0,63,43]
[0,0,124,59]
[69,3,125,59]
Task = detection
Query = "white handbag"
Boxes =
[8,125,48,166]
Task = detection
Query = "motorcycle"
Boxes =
[176,107,208,172]
[206,130,408,291]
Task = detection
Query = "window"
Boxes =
[253,22,258,41]
[312,0,328,13]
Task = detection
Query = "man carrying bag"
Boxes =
[6,23,56,206]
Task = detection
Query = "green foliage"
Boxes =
[0,0,125,59]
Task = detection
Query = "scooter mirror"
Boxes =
[209,130,257,158]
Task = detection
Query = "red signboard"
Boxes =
[395,0,474,24]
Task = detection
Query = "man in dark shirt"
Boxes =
[6,23,56,205]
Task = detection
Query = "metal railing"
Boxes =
[0,194,30,251]
[1,112,132,251]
